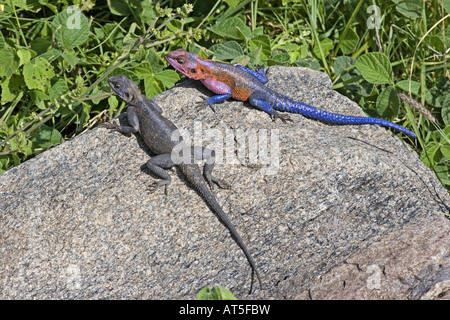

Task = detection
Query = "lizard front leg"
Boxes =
[199,78,233,105]
[236,65,268,84]
[104,106,140,135]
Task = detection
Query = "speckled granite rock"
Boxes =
[1,66,449,299]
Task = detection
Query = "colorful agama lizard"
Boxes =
[166,48,416,138]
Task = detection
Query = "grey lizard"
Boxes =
[105,75,262,292]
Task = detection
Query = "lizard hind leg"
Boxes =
[249,92,292,123]
[191,146,231,190]
[145,154,175,193]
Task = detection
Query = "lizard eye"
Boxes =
[190,69,196,74]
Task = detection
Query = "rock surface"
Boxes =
[1,66,449,299]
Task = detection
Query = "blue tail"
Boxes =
[270,93,416,138]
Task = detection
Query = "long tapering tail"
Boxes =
[269,91,416,138]
[180,164,262,292]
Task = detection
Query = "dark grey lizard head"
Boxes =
[108,75,142,104]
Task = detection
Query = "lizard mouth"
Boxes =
[108,77,124,98]
[166,52,189,76]
[165,54,190,77]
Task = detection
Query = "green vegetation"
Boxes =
[197,285,237,300]
[0,0,449,192]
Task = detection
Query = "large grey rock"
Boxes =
[1,66,449,299]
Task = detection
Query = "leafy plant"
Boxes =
[197,285,237,300]
[0,1,193,173]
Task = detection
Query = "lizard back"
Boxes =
[134,100,182,155]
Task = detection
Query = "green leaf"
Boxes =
[210,41,244,60]
[146,48,165,73]
[51,6,90,50]
[197,286,237,300]
[396,80,421,95]
[134,61,153,77]
[444,0,450,13]
[122,22,139,50]
[1,75,25,104]
[312,38,334,59]
[231,55,250,65]
[17,48,35,66]
[10,0,41,12]
[108,95,119,118]
[340,28,359,54]
[355,52,393,85]
[428,35,445,54]
[107,0,132,16]
[0,30,5,49]
[334,56,356,76]
[38,48,62,62]
[294,57,320,70]
[420,142,441,168]
[376,86,400,119]
[30,37,52,55]
[394,0,422,19]
[31,124,63,151]
[209,17,251,40]
[154,70,179,88]
[442,96,450,126]
[441,145,450,160]
[359,80,374,97]
[435,161,450,186]
[61,53,81,70]
[224,0,241,8]
[143,75,162,98]
[0,48,20,78]
[236,24,253,42]
[23,57,55,92]
[248,46,263,65]
[249,35,271,60]
[49,78,69,101]
[426,78,450,108]
[268,49,290,65]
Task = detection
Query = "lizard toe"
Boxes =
[277,113,293,123]
[213,178,231,190]
[103,122,119,130]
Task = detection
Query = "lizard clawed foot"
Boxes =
[147,182,160,193]
[254,64,265,72]
[147,180,169,194]
[206,176,231,190]
[103,122,120,130]
[214,178,231,190]
[271,113,293,123]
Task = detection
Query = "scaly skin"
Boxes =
[166,48,416,138]
[106,75,262,292]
